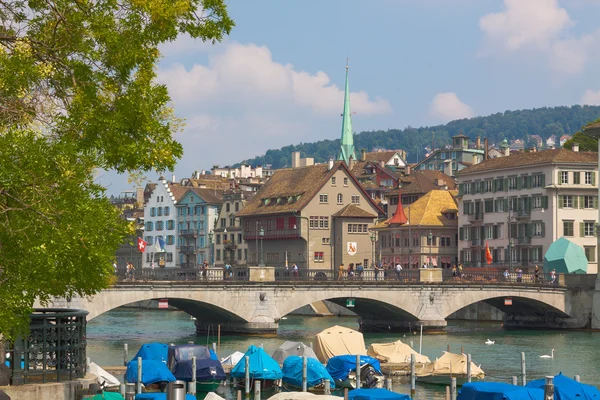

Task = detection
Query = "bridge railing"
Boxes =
[442,269,560,285]
[117,267,249,282]
[273,268,420,282]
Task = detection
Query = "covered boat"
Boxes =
[416,352,484,385]
[134,394,196,400]
[458,382,544,400]
[231,345,283,389]
[221,351,245,366]
[125,359,175,391]
[314,326,367,363]
[526,373,600,399]
[348,388,411,400]
[267,393,341,400]
[272,341,319,364]
[282,355,334,392]
[167,344,225,392]
[89,361,121,388]
[367,340,431,364]
[132,342,169,364]
[326,355,384,389]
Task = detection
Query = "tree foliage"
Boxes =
[563,118,600,152]
[0,0,233,339]
[239,105,600,168]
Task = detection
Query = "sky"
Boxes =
[100,0,600,195]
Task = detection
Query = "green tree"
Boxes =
[563,119,600,151]
[0,0,233,339]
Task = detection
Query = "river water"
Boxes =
[87,309,600,399]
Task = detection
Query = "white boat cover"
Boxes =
[272,341,319,364]
[220,351,245,366]
[268,393,341,400]
[204,393,226,400]
[367,340,431,364]
[89,361,121,388]
[415,352,484,378]
[313,325,366,363]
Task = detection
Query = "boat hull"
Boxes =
[196,379,223,392]
[416,374,481,386]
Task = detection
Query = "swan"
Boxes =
[540,349,554,359]
[485,339,495,345]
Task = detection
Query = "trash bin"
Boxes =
[165,380,187,400]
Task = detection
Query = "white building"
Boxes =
[457,147,598,273]
[211,165,263,179]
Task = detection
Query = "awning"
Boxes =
[429,257,438,267]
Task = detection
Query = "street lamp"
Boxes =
[428,231,433,268]
[259,226,265,267]
[208,231,214,266]
[370,233,376,267]
[509,239,514,273]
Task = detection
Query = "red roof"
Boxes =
[387,190,407,225]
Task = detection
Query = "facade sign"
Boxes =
[347,242,357,256]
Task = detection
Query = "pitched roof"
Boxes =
[332,204,376,218]
[375,190,458,228]
[168,183,188,202]
[363,151,398,163]
[457,148,597,175]
[393,170,456,195]
[187,187,224,204]
[387,191,407,225]
[584,121,600,131]
[186,175,232,190]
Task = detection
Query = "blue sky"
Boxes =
[100,0,600,194]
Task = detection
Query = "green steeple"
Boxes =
[337,61,356,165]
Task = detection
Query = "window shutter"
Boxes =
[595,196,599,210]
[459,227,464,240]
[573,196,579,209]
[542,196,548,209]
[526,223,533,237]
[527,176,532,189]
[593,172,597,186]
[541,222,546,237]
[516,178,522,190]
[541,174,545,187]
[580,222,585,237]
[580,196,585,209]
[504,198,509,211]
[458,183,463,196]
[558,172,562,185]
[504,178,509,190]
[492,180,497,192]
[558,196,563,208]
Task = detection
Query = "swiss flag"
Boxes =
[137,237,148,252]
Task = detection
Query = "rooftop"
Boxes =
[375,190,458,228]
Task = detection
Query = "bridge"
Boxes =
[38,267,600,334]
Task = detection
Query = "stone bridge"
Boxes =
[38,278,598,334]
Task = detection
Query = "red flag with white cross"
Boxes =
[137,237,148,252]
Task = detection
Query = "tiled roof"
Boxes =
[457,148,597,175]
[187,187,224,204]
[387,192,407,225]
[168,183,188,202]
[187,175,232,190]
[394,170,456,195]
[364,151,398,163]
[375,190,458,228]
[584,121,600,130]
[236,162,340,216]
[332,204,376,218]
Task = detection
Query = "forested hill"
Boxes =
[237,105,600,168]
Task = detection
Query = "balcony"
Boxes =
[468,213,484,223]
[517,237,531,245]
[180,245,197,254]
[515,209,530,219]
[180,229,197,237]
[245,228,300,240]
[471,238,482,246]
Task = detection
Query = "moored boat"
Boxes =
[415,351,484,385]
[272,341,318,364]
[167,344,226,392]
[314,326,367,363]
[281,355,334,392]
[231,345,283,390]
[326,355,384,389]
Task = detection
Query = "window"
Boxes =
[560,171,568,184]
[314,252,324,262]
[583,221,596,237]
[332,177,336,186]
[337,193,343,204]
[309,216,329,229]
[167,220,175,230]
[238,233,242,243]
[463,183,471,194]
[146,221,154,231]
[347,223,368,233]
[343,177,348,186]
[226,203,230,212]
[216,234,221,244]
[351,195,360,204]
[166,235,175,245]
[216,250,221,261]
[530,247,542,262]
[507,177,517,190]
[533,222,544,237]
[585,172,593,185]
[585,246,596,262]
[319,194,328,204]
[235,202,239,212]
[164,207,170,216]
[562,195,573,208]
[289,216,297,229]
[584,196,595,209]
[574,172,580,184]
[156,221,164,231]
[276,218,284,230]
[563,221,574,237]
[322,237,330,245]
[157,207,163,216]
[532,174,544,188]
[145,236,153,245]
[220,218,226,228]
[319,217,328,229]
[150,207,156,217]
[484,199,494,213]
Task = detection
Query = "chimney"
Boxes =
[443,160,452,177]
[348,156,354,170]
[361,149,366,161]
[292,151,301,168]
[328,157,334,170]
[406,165,411,175]
[136,187,144,208]
[379,160,385,168]
[573,143,579,152]
[476,136,481,150]
[172,174,176,183]
[531,146,537,153]
[484,138,489,160]
[504,146,510,157]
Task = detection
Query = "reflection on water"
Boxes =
[87,309,600,399]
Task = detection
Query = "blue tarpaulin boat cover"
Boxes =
[209,349,218,360]
[458,382,544,400]
[230,345,283,380]
[132,343,169,364]
[348,388,411,400]
[171,358,226,382]
[125,359,176,386]
[325,355,382,381]
[282,355,334,388]
[167,345,212,367]
[134,393,196,400]
[526,373,600,400]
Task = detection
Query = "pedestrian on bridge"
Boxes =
[338,263,344,280]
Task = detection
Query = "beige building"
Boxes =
[457,147,598,273]
[236,160,384,271]
[213,190,254,267]
[373,190,459,269]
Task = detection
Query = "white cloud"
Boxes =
[429,92,475,122]
[158,42,392,116]
[479,0,598,75]
[581,89,600,105]
[479,0,571,51]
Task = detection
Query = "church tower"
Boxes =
[337,60,357,165]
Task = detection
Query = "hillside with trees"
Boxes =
[238,105,600,168]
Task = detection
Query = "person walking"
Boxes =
[338,263,344,280]
[348,263,355,279]
[534,265,540,283]
[126,261,135,282]
[550,268,556,284]
[452,264,457,278]
[458,263,463,279]
[373,262,380,281]
[516,268,523,283]
[292,263,299,278]
[395,262,402,280]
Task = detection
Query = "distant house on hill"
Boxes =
[560,134,571,147]
[415,133,484,177]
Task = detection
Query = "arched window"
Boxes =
[337,193,343,204]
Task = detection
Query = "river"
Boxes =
[86,309,600,399]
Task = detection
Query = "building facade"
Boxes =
[415,133,485,177]
[213,190,254,267]
[457,148,598,273]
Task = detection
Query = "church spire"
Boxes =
[337,59,356,165]
[387,189,408,225]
